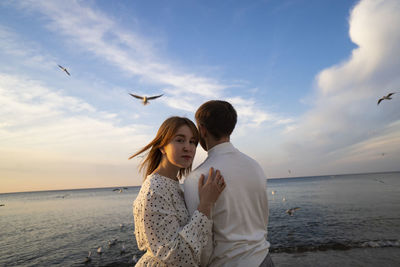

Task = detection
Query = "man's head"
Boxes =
[195,100,237,150]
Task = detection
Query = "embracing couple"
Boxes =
[131,100,274,267]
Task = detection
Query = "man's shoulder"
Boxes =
[187,159,212,179]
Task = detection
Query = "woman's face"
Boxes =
[162,125,197,169]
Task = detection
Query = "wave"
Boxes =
[270,239,400,253]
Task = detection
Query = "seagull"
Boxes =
[108,238,117,247]
[84,251,92,264]
[58,65,70,76]
[129,93,163,105]
[374,178,385,184]
[286,207,300,216]
[112,188,126,193]
[120,244,126,255]
[377,92,395,105]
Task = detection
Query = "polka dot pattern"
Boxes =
[133,173,212,266]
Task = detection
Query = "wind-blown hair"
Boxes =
[129,116,199,180]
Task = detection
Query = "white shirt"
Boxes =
[133,173,212,267]
[184,142,270,267]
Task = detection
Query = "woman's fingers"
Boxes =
[207,167,215,183]
[198,174,205,192]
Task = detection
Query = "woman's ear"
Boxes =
[159,147,165,155]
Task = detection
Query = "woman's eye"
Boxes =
[176,138,184,143]
[190,140,196,144]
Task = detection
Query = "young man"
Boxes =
[184,100,274,267]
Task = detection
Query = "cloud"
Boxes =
[0,25,57,69]
[17,0,227,98]
[13,0,285,128]
[0,72,150,163]
[276,0,400,176]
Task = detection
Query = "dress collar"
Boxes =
[148,173,179,185]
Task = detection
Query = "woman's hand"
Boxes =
[197,167,226,218]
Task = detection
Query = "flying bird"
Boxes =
[286,207,300,216]
[58,65,70,76]
[113,187,128,193]
[129,93,163,105]
[377,92,395,105]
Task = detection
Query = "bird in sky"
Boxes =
[286,207,300,216]
[129,93,163,105]
[377,92,395,105]
[58,65,70,76]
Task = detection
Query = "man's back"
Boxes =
[184,142,270,267]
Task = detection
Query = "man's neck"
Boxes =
[207,136,230,150]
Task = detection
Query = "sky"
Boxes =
[1,0,399,194]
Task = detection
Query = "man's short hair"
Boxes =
[195,100,237,139]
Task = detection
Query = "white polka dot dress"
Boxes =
[133,173,212,267]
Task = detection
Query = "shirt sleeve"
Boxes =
[141,189,212,266]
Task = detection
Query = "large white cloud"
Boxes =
[273,0,400,176]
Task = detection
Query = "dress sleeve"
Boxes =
[141,190,212,266]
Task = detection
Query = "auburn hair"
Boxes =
[129,116,199,180]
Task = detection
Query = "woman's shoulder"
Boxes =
[142,173,178,195]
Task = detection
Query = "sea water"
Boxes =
[0,171,399,266]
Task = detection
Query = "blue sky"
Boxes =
[1,0,399,193]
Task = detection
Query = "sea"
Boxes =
[0,171,399,267]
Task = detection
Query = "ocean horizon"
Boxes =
[1,170,398,195]
[1,171,399,266]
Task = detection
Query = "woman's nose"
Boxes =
[183,142,192,151]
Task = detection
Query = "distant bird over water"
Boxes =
[58,65,70,76]
[377,92,395,105]
[113,187,128,193]
[129,93,163,105]
[286,207,300,216]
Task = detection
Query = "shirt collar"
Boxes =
[207,142,236,157]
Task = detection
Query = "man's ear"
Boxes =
[198,124,207,138]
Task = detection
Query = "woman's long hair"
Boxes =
[129,117,199,180]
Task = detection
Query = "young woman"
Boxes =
[130,116,226,266]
